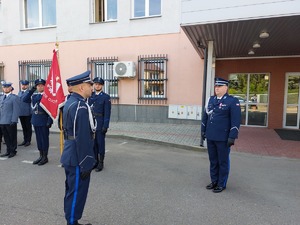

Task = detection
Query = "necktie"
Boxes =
[3,95,6,100]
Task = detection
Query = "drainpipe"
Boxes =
[199,44,208,147]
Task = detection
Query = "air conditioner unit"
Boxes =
[113,61,136,78]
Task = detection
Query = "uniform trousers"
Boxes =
[33,126,49,153]
[94,130,105,156]
[64,165,90,224]
[207,140,231,188]
[1,124,17,154]
[19,115,32,143]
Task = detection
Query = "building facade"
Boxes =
[181,0,300,129]
[0,0,203,124]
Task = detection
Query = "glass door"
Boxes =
[284,73,300,128]
[228,73,270,126]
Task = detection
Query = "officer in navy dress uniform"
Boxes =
[88,77,111,172]
[201,77,241,193]
[18,80,32,146]
[61,70,96,225]
[23,79,53,165]
[0,82,20,158]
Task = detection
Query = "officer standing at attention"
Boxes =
[61,70,96,225]
[0,82,20,158]
[23,79,53,166]
[201,77,241,193]
[88,77,111,172]
[18,80,32,146]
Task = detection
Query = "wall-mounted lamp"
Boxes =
[259,31,269,39]
[248,50,255,55]
[197,41,206,49]
[253,43,261,48]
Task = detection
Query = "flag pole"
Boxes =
[55,41,64,155]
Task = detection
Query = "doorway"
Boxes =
[284,73,300,129]
[228,73,270,126]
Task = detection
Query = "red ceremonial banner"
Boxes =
[40,50,65,120]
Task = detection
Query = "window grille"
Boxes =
[87,56,119,104]
[138,54,168,105]
[18,59,52,88]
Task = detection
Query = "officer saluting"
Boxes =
[88,77,111,172]
[18,80,32,147]
[201,77,241,193]
[23,79,53,165]
[61,70,96,225]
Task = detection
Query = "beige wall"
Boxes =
[0,31,203,106]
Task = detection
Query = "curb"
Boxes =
[107,134,207,153]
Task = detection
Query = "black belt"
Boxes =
[64,136,75,140]
[94,113,103,117]
[34,111,46,115]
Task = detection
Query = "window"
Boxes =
[88,57,119,103]
[91,0,117,23]
[133,0,161,18]
[24,0,56,28]
[138,54,167,104]
[18,59,52,87]
[229,73,270,126]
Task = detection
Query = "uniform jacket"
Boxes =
[0,93,20,125]
[88,91,111,130]
[18,89,32,116]
[60,93,96,172]
[23,90,53,126]
[201,93,241,141]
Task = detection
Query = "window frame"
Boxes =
[18,59,52,88]
[138,54,168,104]
[132,0,161,18]
[90,0,118,23]
[23,0,56,29]
[87,57,119,102]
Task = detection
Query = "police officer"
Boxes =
[0,82,20,158]
[61,70,96,225]
[23,79,53,166]
[88,77,111,172]
[201,77,241,193]
[18,80,32,146]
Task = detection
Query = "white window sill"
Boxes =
[90,20,117,25]
[20,25,56,31]
[130,15,162,20]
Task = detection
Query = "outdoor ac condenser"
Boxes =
[113,61,136,78]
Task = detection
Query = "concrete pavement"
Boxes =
[0,130,299,225]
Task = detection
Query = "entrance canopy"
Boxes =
[181,15,300,58]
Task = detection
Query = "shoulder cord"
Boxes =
[205,97,213,115]
[85,102,97,133]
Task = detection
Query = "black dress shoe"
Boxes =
[24,142,31,147]
[18,141,26,146]
[67,221,92,225]
[206,182,218,190]
[212,186,226,193]
[8,153,16,158]
[0,152,10,157]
